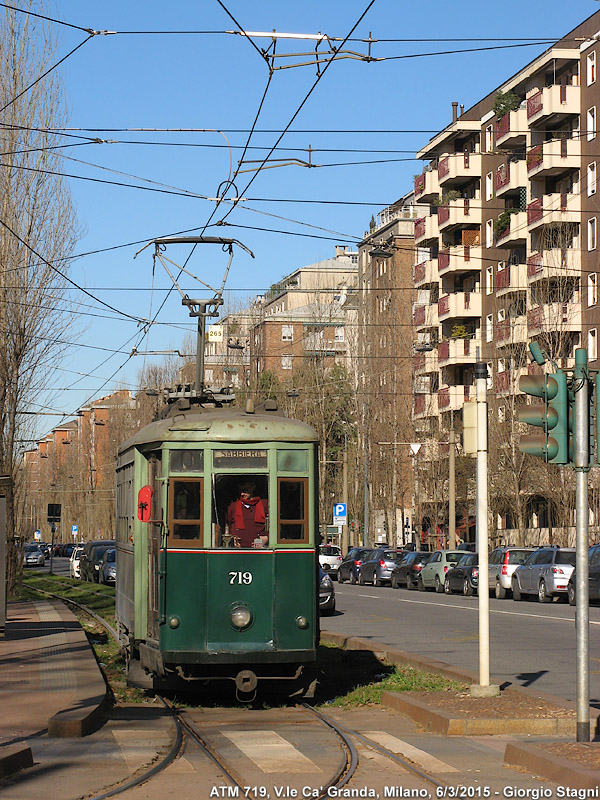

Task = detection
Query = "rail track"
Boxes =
[25,582,445,800]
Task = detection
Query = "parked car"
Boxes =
[512,546,576,602]
[38,542,50,560]
[99,548,117,585]
[357,547,408,586]
[80,539,116,582]
[488,545,535,599]
[319,544,343,579]
[69,544,85,579]
[444,552,478,596]
[567,543,600,606]
[337,547,373,585]
[390,551,431,590]
[418,549,465,593]
[318,568,336,615]
[24,543,45,567]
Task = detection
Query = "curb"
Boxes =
[505,742,600,788]
[0,744,33,779]
[382,690,575,736]
[320,630,589,715]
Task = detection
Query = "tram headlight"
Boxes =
[168,616,180,629]
[295,615,309,629]
[230,605,253,630]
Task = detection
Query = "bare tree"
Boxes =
[2,3,80,589]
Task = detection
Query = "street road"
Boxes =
[320,582,600,706]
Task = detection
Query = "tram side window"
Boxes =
[278,478,309,543]
[169,478,203,541]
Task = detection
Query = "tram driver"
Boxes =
[225,480,268,548]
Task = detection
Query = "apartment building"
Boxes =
[358,194,423,544]
[413,12,600,447]
[250,248,358,382]
[410,11,600,542]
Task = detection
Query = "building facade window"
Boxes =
[486,314,493,342]
[588,273,597,306]
[485,172,493,200]
[588,162,597,196]
[281,354,293,370]
[589,328,598,361]
[486,219,494,248]
[588,106,597,141]
[486,266,493,295]
[334,326,344,342]
[588,51,596,86]
[589,217,597,251]
[485,124,493,152]
[281,324,293,341]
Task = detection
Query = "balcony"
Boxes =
[414,168,440,202]
[527,301,582,334]
[437,244,482,276]
[527,191,581,231]
[495,210,527,246]
[527,249,580,284]
[495,106,527,148]
[438,384,472,412]
[438,337,480,367]
[414,258,437,287]
[413,304,438,330]
[496,262,527,297]
[495,366,529,396]
[414,392,438,419]
[495,159,527,197]
[414,215,439,244]
[438,291,482,321]
[437,152,482,187]
[413,349,438,374]
[526,84,580,127]
[495,315,528,346]
[526,137,580,179]
[437,197,481,231]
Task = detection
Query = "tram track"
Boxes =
[25,583,444,799]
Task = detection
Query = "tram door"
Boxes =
[147,453,162,641]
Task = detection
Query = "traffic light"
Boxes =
[518,370,569,464]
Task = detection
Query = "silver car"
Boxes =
[69,545,85,579]
[488,546,535,599]
[419,549,465,593]
[24,544,45,567]
[512,547,576,603]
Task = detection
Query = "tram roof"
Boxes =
[119,408,318,453]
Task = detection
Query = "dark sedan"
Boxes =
[357,547,409,586]
[390,551,431,589]
[444,552,479,596]
[319,568,336,615]
[337,547,373,585]
[568,543,600,605]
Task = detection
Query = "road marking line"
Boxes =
[112,730,172,771]
[361,731,459,773]
[337,590,600,624]
[222,731,323,773]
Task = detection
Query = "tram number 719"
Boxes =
[229,571,253,585]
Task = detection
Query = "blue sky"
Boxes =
[24,0,598,426]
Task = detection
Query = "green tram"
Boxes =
[115,398,320,697]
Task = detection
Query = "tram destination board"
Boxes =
[213,450,268,468]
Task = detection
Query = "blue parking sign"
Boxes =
[333,503,347,524]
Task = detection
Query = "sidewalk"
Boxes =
[0,599,109,776]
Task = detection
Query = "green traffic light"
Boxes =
[518,371,569,464]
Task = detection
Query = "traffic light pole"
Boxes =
[574,348,590,742]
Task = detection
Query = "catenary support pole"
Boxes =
[472,357,498,697]
[574,348,590,742]
[448,410,456,550]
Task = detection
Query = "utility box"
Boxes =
[462,400,477,456]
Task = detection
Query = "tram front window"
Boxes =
[169,479,202,541]
[213,474,269,548]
